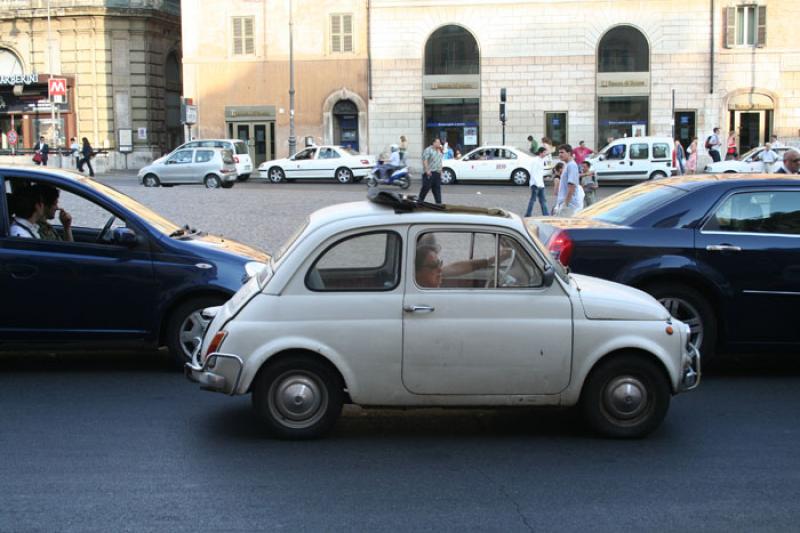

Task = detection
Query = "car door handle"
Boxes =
[618,161,625,165]
[6,264,38,279]
[706,244,742,252]
[403,305,435,313]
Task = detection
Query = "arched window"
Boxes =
[0,48,24,75]
[598,26,649,73]
[424,25,479,75]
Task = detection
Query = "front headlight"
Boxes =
[244,261,267,281]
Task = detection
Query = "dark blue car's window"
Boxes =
[579,183,689,225]
[704,191,800,235]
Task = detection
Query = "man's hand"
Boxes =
[58,208,72,229]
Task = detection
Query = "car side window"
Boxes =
[652,143,670,159]
[168,150,193,164]
[704,191,800,235]
[502,149,517,160]
[294,148,315,161]
[195,150,215,163]
[607,144,626,160]
[630,143,649,160]
[306,231,401,291]
[415,231,542,290]
[319,148,340,159]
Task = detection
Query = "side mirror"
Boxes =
[598,155,605,161]
[112,227,138,246]
[542,265,555,287]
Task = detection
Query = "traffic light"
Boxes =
[499,88,507,123]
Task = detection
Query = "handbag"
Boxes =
[32,152,42,164]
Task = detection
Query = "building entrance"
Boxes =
[227,122,275,167]
[729,109,772,154]
[333,100,359,151]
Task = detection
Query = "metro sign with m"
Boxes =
[48,78,67,98]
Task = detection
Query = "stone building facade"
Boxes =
[181,0,369,166]
[368,0,800,167]
[0,0,182,168]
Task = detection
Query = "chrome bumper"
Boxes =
[678,344,701,392]
[184,352,244,395]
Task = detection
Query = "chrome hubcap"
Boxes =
[179,310,210,358]
[269,372,327,428]
[513,171,527,184]
[144,176,156,187]
[659,297,703,349]
[442,171,453,184]
[603,376,647,420]
[269,169,283,182]
[337,170,351,183]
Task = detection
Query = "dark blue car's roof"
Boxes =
[657,174,800,192]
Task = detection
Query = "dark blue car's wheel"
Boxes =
[166,296,227,367]
[645,283,717,362]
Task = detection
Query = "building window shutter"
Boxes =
[331,15,342,52]
[343,15,353,52]
[757,5,767,47]
[724,7,735,48]
[233,17,243,55]
[244,17,255,55]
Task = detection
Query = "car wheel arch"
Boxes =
[631,271,724,323]
[158,289,233,346]
[247,348,352,403]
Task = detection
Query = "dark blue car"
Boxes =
[0,167,269,364]
[528,174,800,360]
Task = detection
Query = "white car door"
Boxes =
[286,147,318,178]
[402,227,573,395]
[627,142,651,180]
[316,147,342,179]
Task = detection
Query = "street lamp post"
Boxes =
[46,0,61,166]
[288,0,296,156]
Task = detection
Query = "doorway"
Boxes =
[674,111,696,150]
[333,100,359,151]
[730,110,771,154]
[227,121,275,166]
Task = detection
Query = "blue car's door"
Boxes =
[696,188,800,345]
[0,178,157,343]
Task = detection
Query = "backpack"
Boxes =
[704,136,713,150]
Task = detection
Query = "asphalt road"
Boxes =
[2,178,799,532]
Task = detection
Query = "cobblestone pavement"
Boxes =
[100,179,626,254]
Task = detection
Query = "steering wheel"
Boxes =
[97,215,116,243]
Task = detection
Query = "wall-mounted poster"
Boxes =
[464,126,477,145]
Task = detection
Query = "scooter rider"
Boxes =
[378,144,403,183]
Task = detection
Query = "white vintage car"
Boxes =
[257,145,376,184]
[441,146,539,185]
[704,145,790,174]
[186,191,700,439]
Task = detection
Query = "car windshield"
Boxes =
[233,141,249,155]
[578,182,690,225]
[339,147,358,156]
[78,177,182,235]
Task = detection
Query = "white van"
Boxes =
[590,136,675,181]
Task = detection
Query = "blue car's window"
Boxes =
[579,182,689,225]
[704,191,800,235]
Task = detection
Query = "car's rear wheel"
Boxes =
[580,353,671,438]
[204,174,222,189]
[165,295,227,367]
[441,168,456,185]
[644,282,717,361]
[221,181,234,189]
[649,171,668,180]
[511,168,530,186]
[143,173,160,187]
[237,173,250,182]
[335,167,354,184]
[268,167,285,183]
[252,355,344,439]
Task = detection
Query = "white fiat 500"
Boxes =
[186,191,700,439]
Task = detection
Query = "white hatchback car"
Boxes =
[186,191,700,439]
[442,146,536,185]
[704,145,790,174]
[258,145,376,184]
[155,139,253,180]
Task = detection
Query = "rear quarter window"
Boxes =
[652,143,671,159]
[234,142,249,155]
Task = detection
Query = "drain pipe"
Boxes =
[710,0,715,94]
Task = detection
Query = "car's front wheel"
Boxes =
[268,167,285,183]
[335,167,354,184]
[165,296,227,367]
[649,171,668,180]
[511,168,530,186]
[143,173,160,187]
[441,168,456,185]
[580,353,671,438]
[252,354,344,439]
[644,282,717,362]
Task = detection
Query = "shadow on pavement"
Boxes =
[0,350,171,372]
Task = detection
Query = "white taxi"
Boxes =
[257,145,376,184]
[704,145,790,174]
[441,146,535,185]
[186,190,700,439]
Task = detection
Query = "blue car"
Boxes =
[0,167,269,364]
[528,174,800,361]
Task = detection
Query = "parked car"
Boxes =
[441,146,535,185]
[257,145,376,184]
[139,148,238,189]
[156,139,253,180]
[704,145,791,174]
[186,190,699,439]
[589,136,675,181]
[0,166,269,364]
[527,174,800,361]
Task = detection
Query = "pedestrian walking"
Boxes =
[725,130,738,160]
[770,134,783,149]
[580,161,598,206]
[33,136,49,166]
[399,135,408,164]
[540,136,554,157]
[553,144,584,217]
[707,127,722,162]
[419,138,443,204]
[527,135,539,155]
[69,137,80,168]
[687,137,698,174]
[674,139,686,175]
[524,147,549,217]
[77,137,95,177]
[551,162,564,202]
[760,143,779,173]
[573,140,594,166]
[442,141,454,160]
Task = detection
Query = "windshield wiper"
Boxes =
[169,224,197,238]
